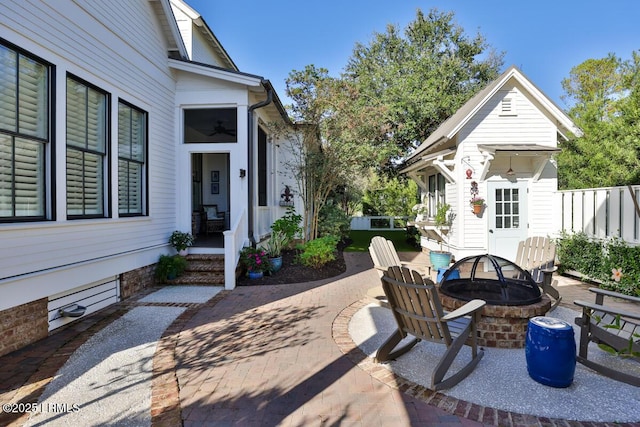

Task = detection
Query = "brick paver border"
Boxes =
[331,298,639,427]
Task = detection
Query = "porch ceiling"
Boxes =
[478,144,560,155]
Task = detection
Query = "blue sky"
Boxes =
[186,0,639,109]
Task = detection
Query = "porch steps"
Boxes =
[167,254,225,285]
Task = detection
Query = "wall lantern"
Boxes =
[239,168,246,178]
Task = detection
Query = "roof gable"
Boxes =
[406,66,582,163]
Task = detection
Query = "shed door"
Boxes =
[488,181,528,260]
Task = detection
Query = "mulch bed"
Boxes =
[236,244,348,286]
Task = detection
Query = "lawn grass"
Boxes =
[345,230,419,252]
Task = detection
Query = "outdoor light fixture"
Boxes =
[506,157,515,176]
[239,168,246,178]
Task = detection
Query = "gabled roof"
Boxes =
[151,0,189,60]
[405,65,583,165]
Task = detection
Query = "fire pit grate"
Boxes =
[440,254,541,306]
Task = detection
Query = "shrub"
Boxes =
[297,235,339,268]
[318,202,351,241]
[271,207,302,247]
[169,230,194,251]
[556,231,640,296]
[155,255,187,283]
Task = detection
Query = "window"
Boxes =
[66,75,108,218]
[118,100,147,216]
[495,188,520,229]
[184,108,237,143]
[0,42,50,221]
[427,173,446,215]
[258,127,267,206]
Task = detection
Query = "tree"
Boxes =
[557,52,640,189]
[361,171,418,217]
[343,8,504,167]
[274,65,378,241]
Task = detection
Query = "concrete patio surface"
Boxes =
[0,251,638,427]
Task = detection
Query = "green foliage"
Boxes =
[318,201,351,241]
[361,172,419,217]
[155,255,187,283]
[168,230,194,251]
[264,230,287,257]
[434,203,454,227]
[556,231,640,296]
[296,236,339,268]
[558,51,640,189]
[343,8,503,158]
[239,247,270,273]
[271,207,302,246]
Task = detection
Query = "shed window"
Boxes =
[427,173,446,215]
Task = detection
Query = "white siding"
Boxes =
[0,0,179,310]
[445,81,559,258]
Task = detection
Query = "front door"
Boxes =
[488,180,528,260]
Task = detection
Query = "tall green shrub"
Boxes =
[297,236,339,268]
[556,231,640,296]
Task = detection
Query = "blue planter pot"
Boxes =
[430,251,452,271]
[248,270,264,280]
[269,256,283,272]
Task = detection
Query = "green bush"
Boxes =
[272,207,302,247]
[556,231,640,296]
[155,255,188,283]
[297,235,339,268]
[318,202,351,241]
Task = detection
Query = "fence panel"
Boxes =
[350,216,408,231]
[557,185,640,244]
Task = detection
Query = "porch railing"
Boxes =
[223,207,248,290]
[554,185,640,244]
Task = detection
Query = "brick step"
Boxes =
[167,271,224,285]
[185,260,224,273]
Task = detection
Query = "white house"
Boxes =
[402,66,582,264]
[0,0,300,356]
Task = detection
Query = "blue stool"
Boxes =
[437,267,459,283]
[525,316,576,387]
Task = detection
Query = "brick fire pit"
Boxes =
[440,293,551,348]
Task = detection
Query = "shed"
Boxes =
[402,66,582,262]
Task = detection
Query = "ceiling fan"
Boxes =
[208,121,236,137]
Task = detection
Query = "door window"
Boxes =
[495,188,520,229]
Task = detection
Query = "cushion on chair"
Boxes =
[205,206,218,219]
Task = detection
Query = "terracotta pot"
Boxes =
[472,204,482,215]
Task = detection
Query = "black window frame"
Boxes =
[0,38,54,223]
[117,99,148,217]
[65,73,111,219]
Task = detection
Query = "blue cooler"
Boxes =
[525,316,576,387]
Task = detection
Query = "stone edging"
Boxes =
[331,298,635,427]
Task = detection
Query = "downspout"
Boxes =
[247,81,273,246]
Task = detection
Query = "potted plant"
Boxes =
[239,246,270,279]
[430,203,456,271]
[265,230,287,273]
[155,254,188,283]
[470,196,485,215]
[169,230,194,255]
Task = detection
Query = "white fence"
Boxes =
[555,185,640,243]
[350,216,409,231]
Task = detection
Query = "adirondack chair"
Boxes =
[574,288,640,386]
[368,236,431,277]
[376,266,486,390]
[514,236,562,310]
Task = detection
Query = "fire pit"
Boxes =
[439,254,551,348]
